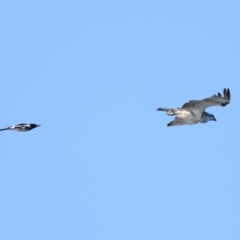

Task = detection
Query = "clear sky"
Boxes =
[1,1,239,239]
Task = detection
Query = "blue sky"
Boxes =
[1,1,239,239]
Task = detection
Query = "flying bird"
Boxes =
[157,88,230,127]
[0,123,41,132]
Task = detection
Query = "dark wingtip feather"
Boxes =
[223,88,231,101]
[227,88,230,101]
[223,88,227,96]
[221,88,230,105]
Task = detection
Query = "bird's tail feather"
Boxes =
[156,107,171,111]
[0,128,9,131]
[156,107,176,116]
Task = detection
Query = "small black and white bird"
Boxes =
[0,123,41,132]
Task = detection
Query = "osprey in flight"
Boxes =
[0,123,41,132]
[157,88,230,127]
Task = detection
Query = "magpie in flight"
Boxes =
[0,123,41,132]
[157,88,231,127]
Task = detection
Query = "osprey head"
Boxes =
[205,112,216,122]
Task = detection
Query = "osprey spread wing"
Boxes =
[157,88,230,127]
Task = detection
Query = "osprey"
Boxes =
[0,123,41,132]
[157,88,230,127]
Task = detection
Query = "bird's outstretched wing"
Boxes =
[182,88,230,112]
[167,118,197,127]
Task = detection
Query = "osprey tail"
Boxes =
[156,107,176,116]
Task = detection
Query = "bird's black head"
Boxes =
[29,124,41,129]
